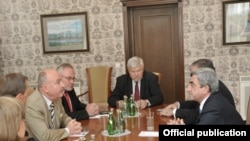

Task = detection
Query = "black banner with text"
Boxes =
[159,125,250,140]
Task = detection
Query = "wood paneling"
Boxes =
[121,0,184,103]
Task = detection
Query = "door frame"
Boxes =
[120,0,185,102]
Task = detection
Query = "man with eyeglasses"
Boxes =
[57,63,99,120]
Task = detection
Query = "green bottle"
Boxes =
[116,109,122,134]
[120,109,126,133]
[129,96,135,116]
[122,95,128,116]
[107,109,116,135]
[116,109,126,134]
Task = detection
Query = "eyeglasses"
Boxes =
[62,76,76,81]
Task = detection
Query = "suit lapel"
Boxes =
[140,77,145,99]
[35,91,55,129]
[127,76,133,97]
[54,100,62,128]
[68,90,75,111]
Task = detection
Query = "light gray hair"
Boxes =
[37,70,47,88]
[127,56,144,68]
[56,63,74,74]
[191,67,219,93]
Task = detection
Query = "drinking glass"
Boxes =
[146,111,154,131]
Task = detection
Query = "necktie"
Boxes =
[64,92,73,112]
[49,103,55,128]
[134,81,140,101]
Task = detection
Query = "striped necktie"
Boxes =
[49,103,55,128]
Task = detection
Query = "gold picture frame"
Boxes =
[40,12,89,54]
[223,1,250,45]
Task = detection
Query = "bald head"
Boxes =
[38,69,65,101]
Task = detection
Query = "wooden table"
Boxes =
[62,104,171,141]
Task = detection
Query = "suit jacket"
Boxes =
[176,80,235,124]
[25,89,72,141]
[197,91,244,125]
[62,89,89,121]
[108,71,164,107]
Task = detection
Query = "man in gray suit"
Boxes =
[25,69,82,141]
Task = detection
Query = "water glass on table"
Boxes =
[146,111,154,131]
[135,100,141,116]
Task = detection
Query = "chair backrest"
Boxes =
[86,66,112,106]
[153,72,161,84]
[246,96,250,124]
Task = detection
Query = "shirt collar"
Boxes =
[42,94,53,109]
[199,95,209,112]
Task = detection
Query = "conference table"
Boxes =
[62,104,171,141]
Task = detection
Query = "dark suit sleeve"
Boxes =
[141,72,164,106]
[108,75,131,107]
[62,89,89,121]
[219,80,235,108]
[175,108,199,124]
[179,100,199,109]
[66,109,89,121]
[176,100,199,124]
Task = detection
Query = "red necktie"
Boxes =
[64,92,73,112]
[134,82,140,101]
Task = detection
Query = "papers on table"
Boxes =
[89,112,141,119]
[69,131,89,137]
[124,112,141,118]
[102,129,131,137]
[89,114,109,119]
[138,131,159,137]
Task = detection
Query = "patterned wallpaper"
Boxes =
[0,0,250,112]
[0,0,126,104]
[183,0,250,112]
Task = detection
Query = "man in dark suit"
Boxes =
[167,68,244,125]
[108,56,164,109]
[160,59,236,124]
[57,63,99,121]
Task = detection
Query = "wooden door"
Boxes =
[121,0,184,103]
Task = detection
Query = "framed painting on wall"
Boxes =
[40,12,89,54]
[223,1,250,45]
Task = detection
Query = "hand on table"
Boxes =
[86,103,99,116]
[66,119,82,135]
[135,99,148,109]
[167,118,185,125]
[160,101,179,116]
